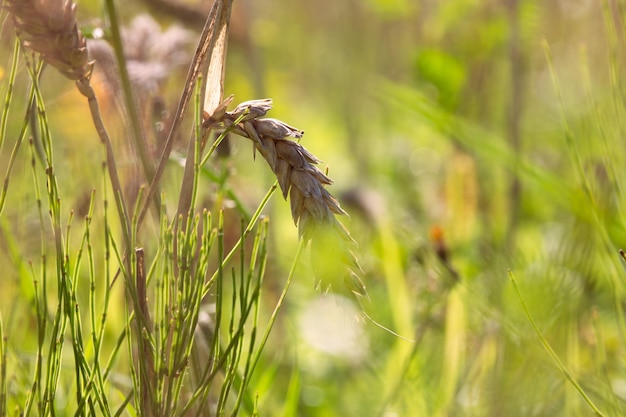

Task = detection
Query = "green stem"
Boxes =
[0,37,20,173]
[203,182,278,297]
[508,270,606,417]
[76,80,132,255]
[102,0,155,201]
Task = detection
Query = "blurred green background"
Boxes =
[2,0,626,415]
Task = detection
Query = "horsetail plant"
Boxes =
[0,0,367,415]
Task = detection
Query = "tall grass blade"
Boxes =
[508,270,606,417]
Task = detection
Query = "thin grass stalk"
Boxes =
[185,219,266,416]
[578,46,626,216]
[0,116,27,214]
[382,82,578,209]
[176,74,205,246]
[163,228,190,413]
[79,190,113,417]
[183,311,257,414]
[42,286,65,416]
[64,211,92,414]
[0,38,19,162]
[231,220,268,416]
[213,210,251,417]
[153,187,214,414]
[215,206,226,301]
[182,212,227,414]
[590,309,623,415]
[76,80,132,254]
[204,220,265,416]
[136,0,222,230]
[101,0,155,196]
[129,186,158,416]
[508,270,606,417]
[174,95,202,227]
[0,67,37,219]
[176,214,212,360]
[113,391,134,417]
[101,232,139,413]
[123,291,140,415]
[376,311,437,415]
[237,220,247,326]
[599,0,623,117]
[204,183,278,297]
[154,204,170,410]
[22,138,45,416]
[599,0,626,233]
[245,239,303,384]
[84,203,99,416]
[166,226,196,398]
[160,219,177,415]
[136,247,156,417]
[31,136,47,416]
[199,108,248,168]
[0,218,32,336]
[25,63,75,416]
[216,269,243,414]
[31,64,100,414]
[63,211,88,412]
[143,257,166,411]
[165,216,199,413]
[74,70,138,387]
[73,79,138,406]
[100,153,119,390]
[505,0,523,245]
[543,41,626,345]
[180,214,214,336]
[102,325,127,384]
[89,236,114,415]
[0,313,5,417]
[542,41,596,208]
[212,208,226,381]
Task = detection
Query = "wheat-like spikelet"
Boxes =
[4,0,92,81]
[205,98,367,298]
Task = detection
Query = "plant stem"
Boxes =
[101,0,156,201]
[76,79,132,253]
[508,270,606,417]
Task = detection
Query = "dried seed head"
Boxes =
[203,94,234,126]
[208,96,367,298]
[5,0,92,80]
[253,118,304,140]
[228,98,273,121]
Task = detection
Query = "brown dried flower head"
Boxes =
[206,98,367,298]
[88,14,193,112]
[121,14,192,97]
[4,0,92,80]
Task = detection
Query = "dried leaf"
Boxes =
[203,0,233,117]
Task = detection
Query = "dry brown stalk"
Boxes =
[5,0,133,250]
[205,99,367,298]
[4,0,92,81]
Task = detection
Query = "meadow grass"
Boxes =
[2,1,626,417]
